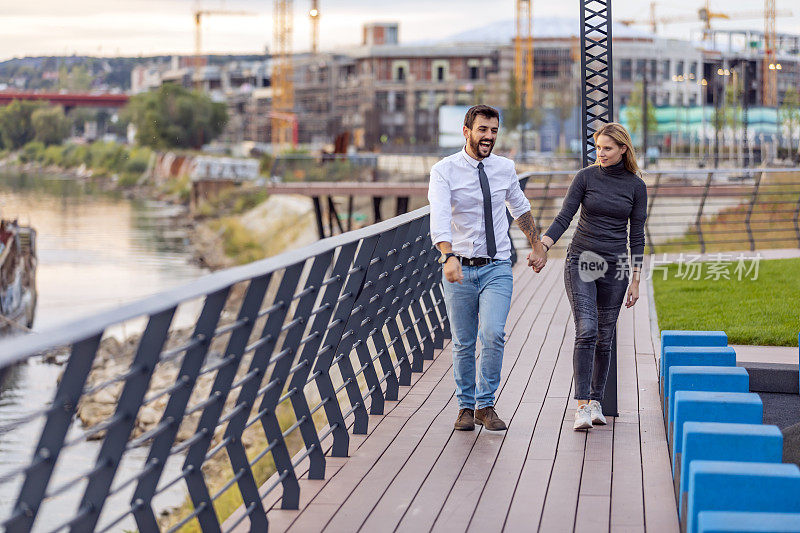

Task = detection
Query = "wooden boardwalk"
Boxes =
[228,258,680,532]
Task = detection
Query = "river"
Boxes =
[0,171,208,531]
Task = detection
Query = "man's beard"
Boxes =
[469,134,494,158]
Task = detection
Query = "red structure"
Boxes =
[0,92,129,109]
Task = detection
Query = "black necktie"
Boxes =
[477,162,496,258]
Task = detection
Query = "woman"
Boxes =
[538,122,647,430]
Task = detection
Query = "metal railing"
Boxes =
[517,167,800,255]
[0,207,449,532]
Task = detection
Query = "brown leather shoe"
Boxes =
[454,408,475,431]
[474,406,507,431]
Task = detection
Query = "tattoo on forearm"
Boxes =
[515,212,540,245]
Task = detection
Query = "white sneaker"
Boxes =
[589,400,607,425]
[573,404,593,430]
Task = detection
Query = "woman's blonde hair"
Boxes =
[592,122,642,176]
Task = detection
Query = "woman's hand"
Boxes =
[528,241,547,272]
[625,280,639,308]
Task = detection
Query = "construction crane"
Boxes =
[763,0,778,106]
[272,0,296,148]
[514,0,534,109]
[193,1,255,70]
[309,1,320,54]
[620,1,790,39]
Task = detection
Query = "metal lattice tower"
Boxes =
[763,0,777,107]
[580,0,615,167]
[514,0,534,108]
[272,0,295,148]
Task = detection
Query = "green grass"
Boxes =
[652,257,800,346]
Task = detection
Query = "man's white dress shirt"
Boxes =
[428,148,531,260]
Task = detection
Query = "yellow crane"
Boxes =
[620,1,790,39]
[272,0,295,148]
[514,0,534,109]
[193,1,255,70]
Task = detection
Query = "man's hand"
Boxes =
[443,257,464,284]
[527,241,547,273]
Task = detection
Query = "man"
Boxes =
[428,104,547,431]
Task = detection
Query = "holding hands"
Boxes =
[528,236,553,273]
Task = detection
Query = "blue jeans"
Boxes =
[564,252,629,401]
[441,259,513,410]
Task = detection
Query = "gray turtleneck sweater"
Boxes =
[544,160,648,267]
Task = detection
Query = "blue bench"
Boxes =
[678,422,783,519]
[671,391,762,476]
[662,347,737,419]
[698,511,800,533]
[667,366,750,441]
[660,330,728,393]
[687,461,800,533]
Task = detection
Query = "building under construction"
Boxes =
[131,16,800,153]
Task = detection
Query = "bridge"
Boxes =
[0,92,129,110]
[0,204,680,532]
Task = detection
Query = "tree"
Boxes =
[58,64,92,92]
[779,86,800,160]
[122,84,228,149]
[0,99,46,149]
[623,81,657,145]
[31,106,70,145]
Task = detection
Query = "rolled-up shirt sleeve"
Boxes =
[428,168,452,245]
[506,165,532,219]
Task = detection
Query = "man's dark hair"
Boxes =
[464,105,500,130]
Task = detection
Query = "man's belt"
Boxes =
[457,256,496,267]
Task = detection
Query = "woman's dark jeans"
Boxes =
[564,252,629,401]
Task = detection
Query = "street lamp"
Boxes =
[713,66,730,168]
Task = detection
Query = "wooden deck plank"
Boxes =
[504,289,577,532]
[467,293,571,533]
[279,345,455,532]
[392,265,558,533]
[611,302,646,531]
[430,267,566,532]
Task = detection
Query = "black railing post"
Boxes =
[695,172,714,253]
[74,308,176,532]
[182,274,271,528]
[330,235,380,435]
[351,228,398,415]
[378,218,425,388]
[132,288,230,532]
[8,335,102,533]
[284,253,334,481]
[745,171,763,251]
[310,242,358,457]
[645,172,661,255]
[247,266,304,511]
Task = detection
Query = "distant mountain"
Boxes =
[415,16,653,45]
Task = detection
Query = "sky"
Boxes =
[1,0,799,61]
